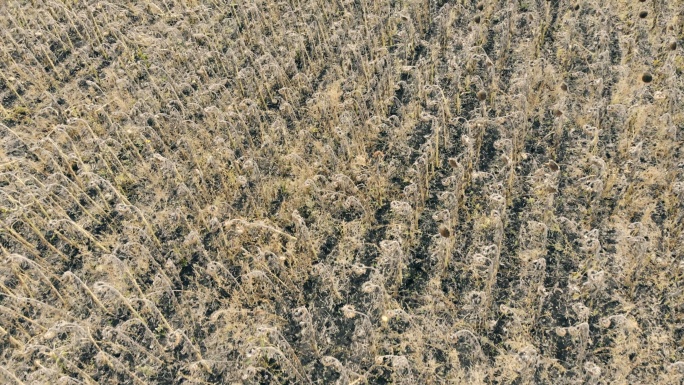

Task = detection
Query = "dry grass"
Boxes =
[0,0,683,384]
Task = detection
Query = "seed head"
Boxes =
[341,305,357,319]
[439,225,451,238]
[546,160,559,172]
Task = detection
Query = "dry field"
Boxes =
[0,0,683,384]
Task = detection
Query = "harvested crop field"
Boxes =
[1,0,683,384]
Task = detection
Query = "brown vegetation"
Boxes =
[0,0,683,384]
